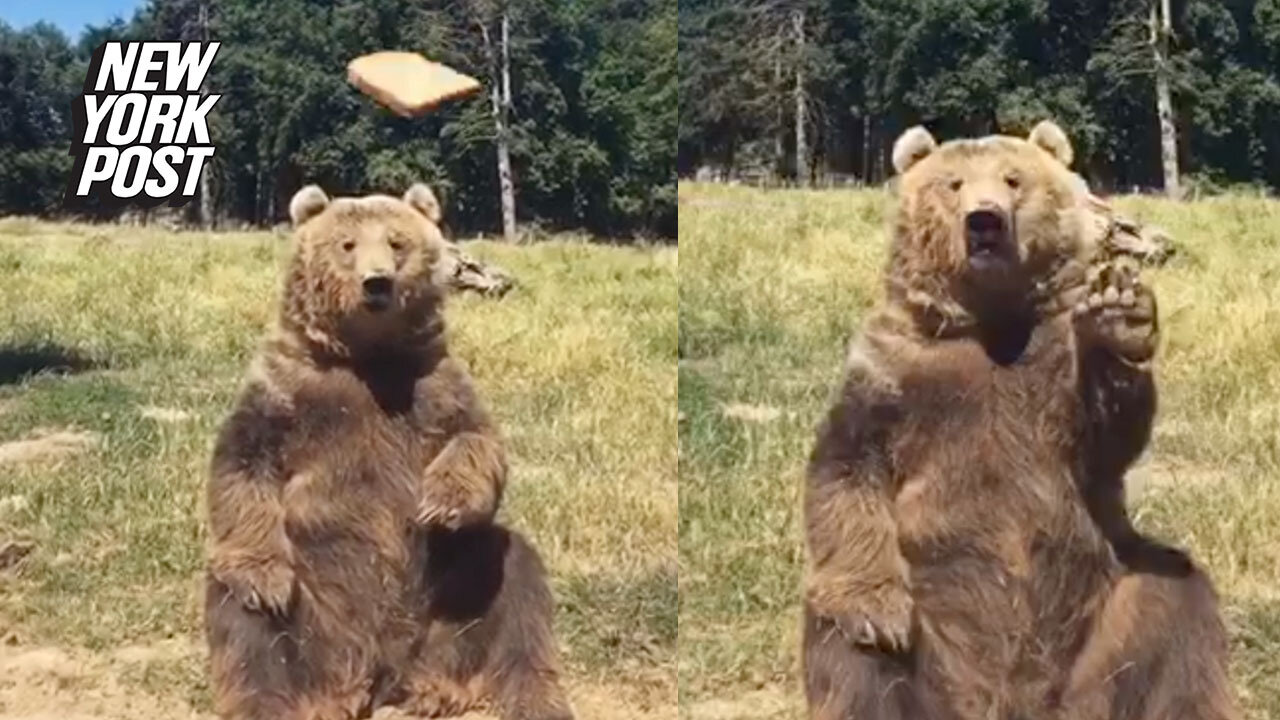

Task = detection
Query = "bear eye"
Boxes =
[389,239,405,252]
[948,178,963,191]
[341,240,355,252]
[1005,174,1021,189]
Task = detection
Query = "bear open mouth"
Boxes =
[965,209,1013,265]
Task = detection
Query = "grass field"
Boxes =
[678,182,1280,718]
[0,218,676,719]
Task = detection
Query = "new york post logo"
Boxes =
[65,41,222,211]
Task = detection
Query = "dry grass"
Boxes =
[678,182,1280,718]
[0,218,676,717]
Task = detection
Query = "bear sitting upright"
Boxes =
[205,183,573,720]
[800,123,1235,720]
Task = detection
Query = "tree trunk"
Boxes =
[861,114,871,184]
[254,163,263,225]
[774,52,785,183]
[792,8,808,188]
[482,13,517,242]
[1151,0,1180,198]
[497,12,516,240]
[198,0,213,228]
[266,175,276,222]
[874,121,884,183]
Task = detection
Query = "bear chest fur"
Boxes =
[889,315,1115,689]
[278,368,449,576]
[892,316,1084,524]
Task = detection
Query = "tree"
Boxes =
[1151,0,1180,197]
[792,5,808,186]
[0,21,80,214]
[679,0,1280,196]
[474,0,517,241]
[199,0,214,227]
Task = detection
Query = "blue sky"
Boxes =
[1,0,143,39]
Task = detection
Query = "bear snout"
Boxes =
[361,275,395,311]
[965,207,1013,261]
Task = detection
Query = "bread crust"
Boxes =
[347,51,482,117]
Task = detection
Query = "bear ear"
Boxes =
[892,126,938,175]
[289,185,329,226]
[1029,120,1074,166]
[403,183,442,224]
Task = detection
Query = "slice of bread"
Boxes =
[347,51,482,117]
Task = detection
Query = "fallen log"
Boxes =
[1080,190,1176,268]
[436,241,516,298]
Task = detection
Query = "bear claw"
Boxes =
[842,610,911,653]
[416,503,465,529]
[824,593,914,654]
[1074,259,1159,363]
[215,559,295,615]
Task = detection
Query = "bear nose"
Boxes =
[363,275,393,296]
[362,275,394,310]
[965,207,1007,236]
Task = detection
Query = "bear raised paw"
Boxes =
[204,184,572,720]
[1074,258,1159,366]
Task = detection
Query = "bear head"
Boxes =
[886,120,1089,335]
[282,183,449,358]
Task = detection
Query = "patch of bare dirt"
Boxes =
[0,642,674,720]
[0,496,29,517]
[1127,456,1231,501]
[371,679,674,720]
[0,643,209,720]
[683,686,799,720]
[139,407,194,423]
[720,403,782,424]
[0,429,99,466]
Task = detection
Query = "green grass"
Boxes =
[0,218,676,709]
[677,182,1280,717]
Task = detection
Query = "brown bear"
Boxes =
[204,184,573,720]
[801,122,1236,720]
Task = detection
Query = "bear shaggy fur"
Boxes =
[801,123,1237,720]
[204,184,573,720]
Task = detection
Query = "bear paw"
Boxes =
[415,472,496,530]
[809,582,914,654]
[1074,260,1159,364]
[211,554,296,615]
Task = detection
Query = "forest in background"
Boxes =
[0,0,676,239]
[679,0,1280,195]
